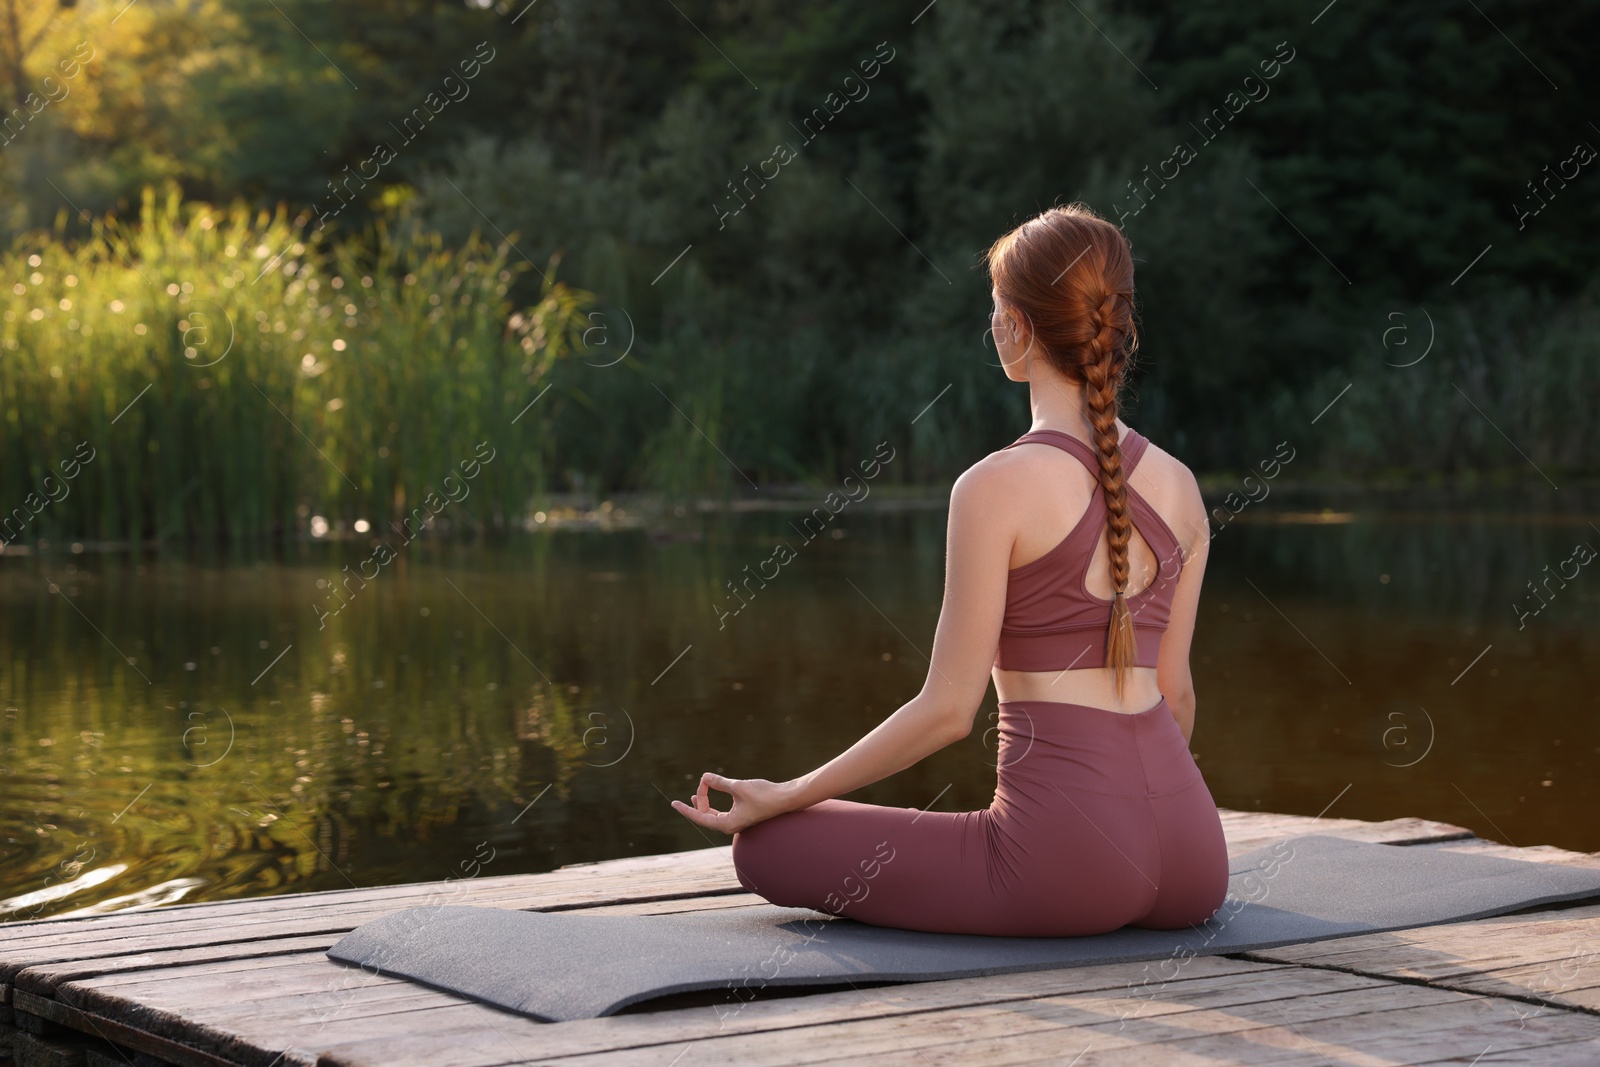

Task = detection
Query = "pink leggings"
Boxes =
[730,697,1229,937]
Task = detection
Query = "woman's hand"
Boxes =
[670,772,794,835]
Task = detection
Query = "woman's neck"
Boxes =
[1027,367,1098,441]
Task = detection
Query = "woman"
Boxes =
[670,203,1228,937]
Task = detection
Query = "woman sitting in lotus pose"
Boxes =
[672,203,1227,937]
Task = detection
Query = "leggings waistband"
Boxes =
[997,696,1170,715]
[995,696,1174,737]
[987,696,1201,797]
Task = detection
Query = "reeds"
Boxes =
[0,188,592,544]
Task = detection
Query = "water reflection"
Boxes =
[1,486,1596,919]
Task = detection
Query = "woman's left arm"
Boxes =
[672,461,1017,834]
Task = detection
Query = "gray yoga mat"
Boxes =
[326,833,1600,1022]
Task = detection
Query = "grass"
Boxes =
[0,188,592,545]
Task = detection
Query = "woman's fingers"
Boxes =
[670,797,739,835]
[669,773,756,836]
[696,772,738,809]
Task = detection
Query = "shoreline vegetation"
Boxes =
[3,188,1593,556]
[4,174,1599,555]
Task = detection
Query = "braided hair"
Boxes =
[984,205,1140,694]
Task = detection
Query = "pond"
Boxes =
[2,485,1596,921]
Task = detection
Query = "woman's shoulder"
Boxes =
[1127,429,1195,484]
[954,445,1033,498]
[949,440,1061,515]
[1125,429,1208,546]
[964,430,1094,484]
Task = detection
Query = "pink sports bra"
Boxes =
[993,426,1186,672]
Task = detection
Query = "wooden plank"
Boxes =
[814,1010,1600,1067]
[11,1027,101,1067]
[47,895,774,1008]
[1419,838,1600,869]
[0,846,739,939]
[1412,1040,1600,1067]
[800,1020,1600,1066]
[57,888,1600,1067]
[21,899,773,1066]
[11,937,339,998]
[1244,902,1600,1012]
[1053,999,1600,1067]
[0,854,747,988]
[11,895,766,1000]
[10,847,740,932]
[59,864,1502,1064]
[304,957,1294,1067]
[1216,810,1477,853]
[535,981,1600,1067]
[54,957,1286,1067]
[12,991,245,1067]
[1,848,733,940]
[22,978,466,1067]
[480,974,1491,1066]
[1248,903,1600,977]
[55,949,1267,1065]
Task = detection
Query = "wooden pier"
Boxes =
[3,808,1599,1066]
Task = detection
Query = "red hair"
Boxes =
[985,203,1141,695]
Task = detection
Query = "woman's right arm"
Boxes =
[1155,467,1211,745]
[674,458,1020,835]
